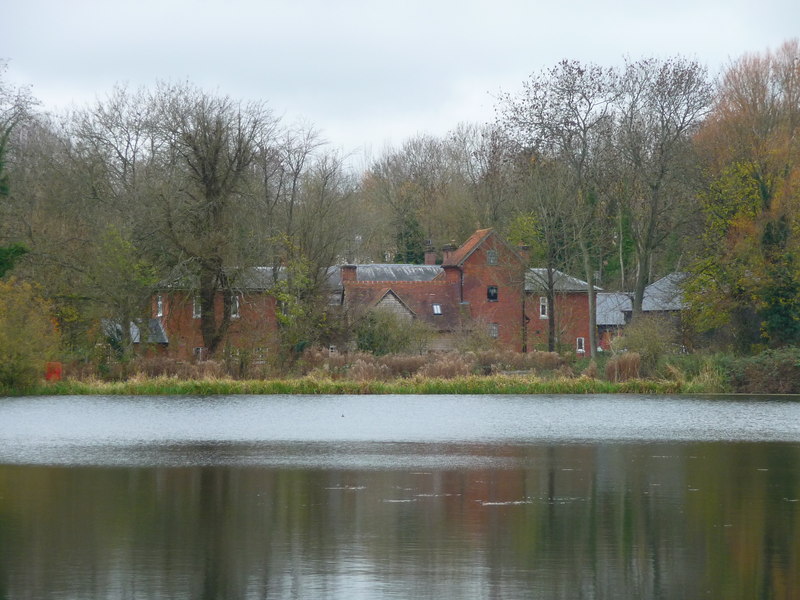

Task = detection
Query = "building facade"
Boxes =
[151,229,594,357]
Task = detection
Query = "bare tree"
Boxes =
[152,82,278,355]
[508,156,578,351]
[613,57,712,314]
[498,60,618,356]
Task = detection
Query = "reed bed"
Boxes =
[10,373,709,397]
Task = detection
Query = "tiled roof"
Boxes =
[441,228,493,266]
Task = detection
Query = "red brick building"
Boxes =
[152,229,593,357]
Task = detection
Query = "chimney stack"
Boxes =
[340,264,357,282]
[517,244,530,265]
[424,243,437,265]
[441,243,457,265]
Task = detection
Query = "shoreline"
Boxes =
[2,374,726,397]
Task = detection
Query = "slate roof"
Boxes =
[351,264,442,282]
[525,268,594,293]
[641,273,686,312]
[596,292,632,326]
[597,273,686,325]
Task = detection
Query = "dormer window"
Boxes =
[432,303,442,315]
[486,249,498,265]
[487,286,498,302]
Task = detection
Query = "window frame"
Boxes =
[192,296,202,319]
[432,303,442,315]
[231,294,240,319]
[486,249,498,266]
[576,337,586,354]
[487,286,499,302]
[156,294,163,318]
[539,296,548,319]
[488,322,499,339]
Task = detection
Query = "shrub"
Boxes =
[723,347,800,394]
[582,360,599,379]
[605,352,641,382]
[611,315,679,375]
[0,279,61,390]
[355,311,430,356]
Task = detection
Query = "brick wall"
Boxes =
[458,236,526,351]
[156,291,278,359]
[526,292,591,353]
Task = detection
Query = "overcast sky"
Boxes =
[2,0,798,166]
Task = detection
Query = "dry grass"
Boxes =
[605,353,641,382]
[417,354,473,379]
[19,347,733,397]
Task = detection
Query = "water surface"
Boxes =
[0,394,798,598]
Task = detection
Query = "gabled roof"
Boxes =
[342,281,461,332]
[441,228,494,266]
[526,268,595,293]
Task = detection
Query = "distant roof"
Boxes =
[161,266,284,291]
[526,268,595,293]
[596,292,632,326]
[352,264,442,282]
[641,273,686,312]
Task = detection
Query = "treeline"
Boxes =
[0,40,798,371]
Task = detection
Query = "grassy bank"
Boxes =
[5,372,725,397]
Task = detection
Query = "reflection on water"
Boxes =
[0,395,799,599]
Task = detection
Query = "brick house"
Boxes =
[151,229,593,357]
[526,269,594,354]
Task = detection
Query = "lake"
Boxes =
[0,394,798,599]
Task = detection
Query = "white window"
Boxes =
[539,296,548,319]
[488,323,499,339]
[156,295,163,318]
[432,303,442,315]
[486,249,498,266]
[192,297,202,319]
[231,294,240,319]
[576,337,586,354]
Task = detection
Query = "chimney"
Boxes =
[441,243,457,265]
[340,264,357,282]
[424,243,437,265]
[517,244,530,265]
